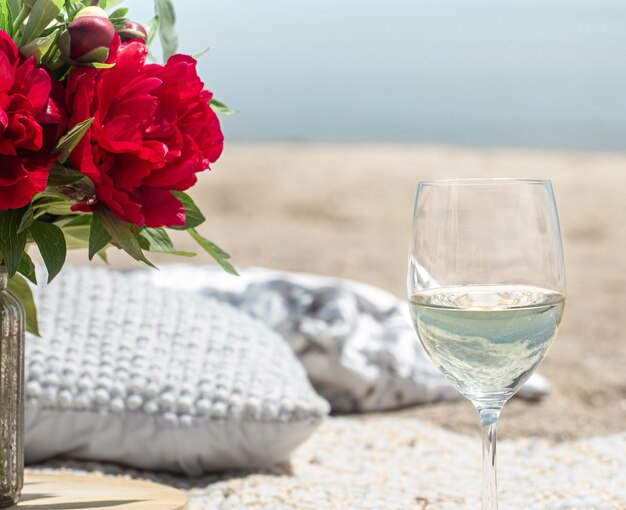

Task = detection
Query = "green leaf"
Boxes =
[17,205,34,234]
[103,0,123,10]
[46,164,84,186]
[59,214,91,228]
[63,0,87,22]
[0,0,11,34]
[18,251,37,285]
[135,230,149,251]
[19,28,59,63]
[29,220,66,283]
[209,98,238,116]
[144,15,159,46]
[34,172,94,214]
[108,11,127,30]
[8,273,40,336]
[138,228,196,257]
[64,227,89,249]
[110,17,127,30]
[81,61,115,69]
[137,227,173,251]
[193,46,210,60]
[96,248,108,263]
[53,117,94,164]
[88,213,111,260]
[0,208,28,277]
[154,0,177,60]
[108,7,127,18]
[21,0,64,44]
[32,190,74,216]
[7,0,20,21]
[96,208,155,268]
[171,191,205,230]
[188,228,238,276]
[58,214,90,249]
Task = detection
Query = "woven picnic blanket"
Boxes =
[33,415,626,510]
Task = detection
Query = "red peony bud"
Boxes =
[60,7,115,64]
[118,21,148,43]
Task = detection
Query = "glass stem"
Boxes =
[479,407,502,510]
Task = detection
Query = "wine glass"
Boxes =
[407,178,565,509]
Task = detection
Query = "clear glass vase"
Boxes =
[0,266,24,507]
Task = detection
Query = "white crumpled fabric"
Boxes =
[146,266,551,413]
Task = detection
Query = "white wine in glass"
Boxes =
[407,179,565,509]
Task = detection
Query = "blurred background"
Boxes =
[131,0,626,150]
[71,0,626,441]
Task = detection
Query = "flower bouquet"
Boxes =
[0,0,236,335]
[0,0,234,503]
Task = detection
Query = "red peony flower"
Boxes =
[0,31,67,210]
[67,36,224,227]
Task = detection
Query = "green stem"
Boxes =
[12,4,31,39]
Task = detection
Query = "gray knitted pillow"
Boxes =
[24,267,329,475]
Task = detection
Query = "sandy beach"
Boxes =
[68,143,626,442]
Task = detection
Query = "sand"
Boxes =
[67,143,626,442]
